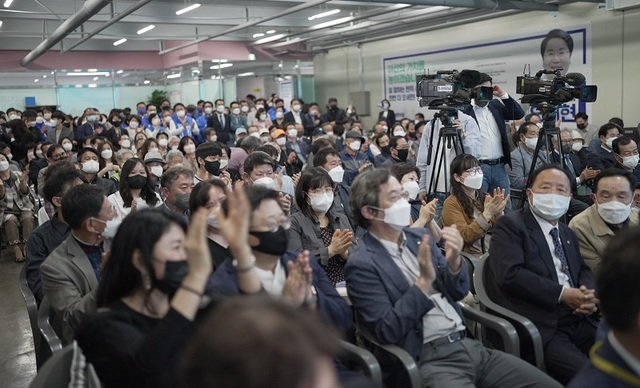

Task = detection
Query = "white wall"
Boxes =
[314,3,640,129]
[0,88,57,110]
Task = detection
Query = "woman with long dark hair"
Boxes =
[108,157,160,218]
[76,185,260,388]
[441,153,508,256]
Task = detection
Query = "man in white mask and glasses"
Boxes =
[569,168,638,273]
[346,168,560,388]
[489,164,599,385]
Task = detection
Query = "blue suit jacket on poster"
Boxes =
[345,227,469,362]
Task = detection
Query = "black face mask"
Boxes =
[204,160,221,176]
[562,144,573,155]
[250,227,289,256]
[155,261,189,298]
[162,106,171,111]
[127,175,147,189]
[397,149,409,161]
[380,146,391,155]
[576,123,587,130]
[111,120,122,127]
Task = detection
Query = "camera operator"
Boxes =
[416,111,481,223]
[463,73,525,213]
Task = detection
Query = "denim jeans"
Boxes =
[480,162,512,213]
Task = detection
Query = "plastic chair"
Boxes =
[18,266,46,369]
[473,253,546,370]
[29,343,101,388]
[37,295,63,363]
[338,339,383,384]
[458,302,520,356]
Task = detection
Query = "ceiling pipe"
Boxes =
[345,0,558,12]
[61,0,153,53]
[21,0,113,66]
[158,0,331,56]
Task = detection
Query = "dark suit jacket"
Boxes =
[378,110,396,128]
[568,338,640,388]
[47,126,74,145]
[210,251,353,334]
[283,111,312,133]
[587,146,617,171]
[76,123,105,143]
[487,207,596,344]
[206,113,232,144]
[463,96,525,167]
[345,228,469,362]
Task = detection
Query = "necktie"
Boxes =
[564,155,576,178]
[549,228,574,287]
[219,114,225,127]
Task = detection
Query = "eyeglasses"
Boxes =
[308,187,334,196]
[465,167,482,176]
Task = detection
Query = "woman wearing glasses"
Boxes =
[288,168,355,285]
[441,154,509,256]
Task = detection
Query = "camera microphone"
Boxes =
[563,73,586,86]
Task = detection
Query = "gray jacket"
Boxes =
[288,210,355,266]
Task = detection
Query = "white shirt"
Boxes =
[472,98,504,160]
[108,191,162,219]
[370,231,465,343]
[608,331,640,377]
[292,111,302,124]
[530,209,571,300]
[255,259,287,298]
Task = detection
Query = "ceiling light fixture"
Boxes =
[254,34,286,44]
[313,16,353,29]
[3,0,13,8]
[176,3,200,15]
[116,69,124,74]
[66,72,110,76]
[88,69,97,72]
[113,38,127,46]
[144,80,151,84]
[210,63,233,70]
[88,84,97,88]
[92,76,99,81]
[42,75,47,78]
[167,73,181,79]
[238,72,255,77]
[266,30,276,34]
[308,9,340,20]
[34,79,39,83]
[137,25,155,35]
[252,33,265,38]
[0,21,3,28]
[211,59,228,63]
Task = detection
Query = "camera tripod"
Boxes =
[425,108,465,197]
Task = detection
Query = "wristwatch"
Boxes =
[303,285,318,308]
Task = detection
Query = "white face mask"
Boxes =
[328,166,344,183]
[261,136,269,143]
[572,143,583,152]
[232,108,240,115]
[462,172,484,190]
[204,107,213,115]
[605,136,618,148]
[402,181,420,200]
[219,159,228,169]
[36,150,43,158]
[148,111,157,116]
[62,143,73,151]
[176,110,186,118]
[121,140,131,149]
[536,122,544,129]
[597,200,632,224]
[393,130,406,137]
[102,217,121,239]
[287,129,298,138]
[276,112,284,119]
[524,137,538,150]
[346,109,352,115]
[382,103,390,109]
[101,149,113,160]
[82,160,100,174]
[150,165,164,178]
[207,214,220,229]
[6,153,12,161]
[348,140,361,151]
[621,155,639,169]
[216,105,225,114]
[8,114,19,121]
[373,198,412,230]
[253,177,276,190]
[152,117,161,126]
[256,104,264,110]
[309,192,334,213]
[210,135,218,142]
[0,161,9,171]
[414,119,420,124]
[292,104,301,112]
[276,137,287,146]
[382,125,388,131]
[183,144,196,154]
[164,116,172,123]
[529,192,571,221]
[43,113,52,120]
[129,121,139,129]
[241,106,249,113]
[36,117,44,124]
[259,114,267,121]
[158,138,168,148]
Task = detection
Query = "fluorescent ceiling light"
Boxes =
[116,69,124,74]
[0,21,3,28]
[266,30,276,34]
[254,34,286,45]
[113,38,127,46]
[88,84,97,88]
[75,84,83,88]
[308,9,340,21]
[167,73,181,79]
[210,63,233,70]
[66,72,110,76]
[3,0,13,8]
[92,77,98,81]
[238,72,255,77]
[252,33,264,38]
[212,59,228,63]
[42,75,47,78]
[143,80,151,84]
[313,16,353,29]
[137,25,155,35]
[176,3,200,15]
[88,69,97,72]
[34,79,39,83]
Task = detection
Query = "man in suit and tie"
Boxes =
[488,164,599,384]
[463,73,525,213]
[207,99,232,145]
[612,136,640,182]
[345,168,560,388]
[557,128,598,206]
[587,123,621,171]
[283,98,312,137]
[568,226,640,387]
[46,111,74,145]
[40,184,117,343]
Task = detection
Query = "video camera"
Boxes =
[516,69,597,106]
[416,70,493,109]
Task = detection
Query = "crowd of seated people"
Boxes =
[2,82,638,387]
